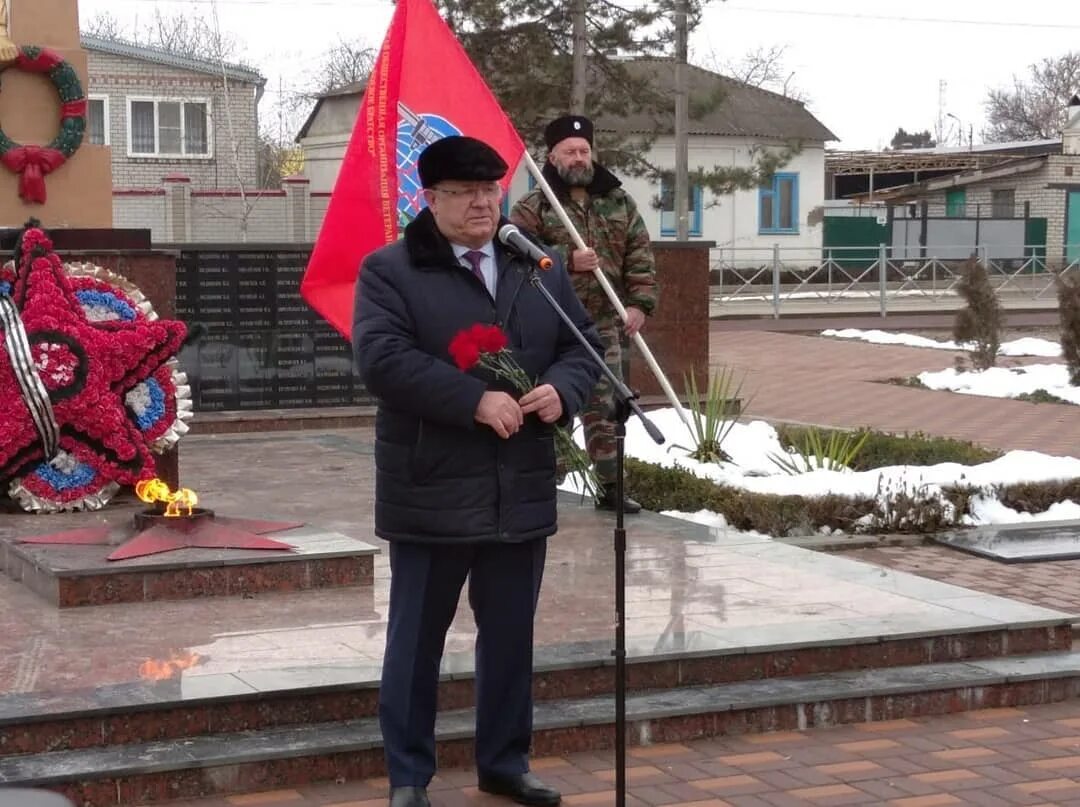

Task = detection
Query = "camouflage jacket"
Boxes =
[510,161,658,320]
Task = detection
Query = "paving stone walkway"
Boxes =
[164,703,1080,806]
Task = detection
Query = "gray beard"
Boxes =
[557,163,594,188]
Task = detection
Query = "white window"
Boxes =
[87,95,109,146]
[127,97,212,158]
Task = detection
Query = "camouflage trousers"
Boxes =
[560,321,628,488]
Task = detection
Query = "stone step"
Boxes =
[5,650,1080,806]
[1,621,1068,756]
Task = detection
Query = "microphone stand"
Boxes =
[520,261,664,807]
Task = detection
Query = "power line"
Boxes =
[718,5,1080,31]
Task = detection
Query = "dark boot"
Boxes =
[594,485,641,514]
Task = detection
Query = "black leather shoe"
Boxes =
[594,487,642,514]
[389,786,430,807]
[478,772,561,806]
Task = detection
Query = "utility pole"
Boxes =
[674,0,689,240]
[571,0,587,115]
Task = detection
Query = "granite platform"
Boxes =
[1,428,1078,805]
[0,497,378,607]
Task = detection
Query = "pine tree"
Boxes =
[953,256,1005,371]
[1058,273,1080,385]
[434,0,673,149]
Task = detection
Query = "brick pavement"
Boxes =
[708,329,1080,456]
[161,702,1080,806]
[842,545,1080,618]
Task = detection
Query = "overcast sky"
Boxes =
[78,0,1080,150]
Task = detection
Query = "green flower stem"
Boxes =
[478,350,599,495]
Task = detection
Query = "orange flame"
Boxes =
[138,651,203,681]
[136,477,199,517]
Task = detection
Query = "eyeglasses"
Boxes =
[430,184,504,201]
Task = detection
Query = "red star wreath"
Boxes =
[0,226,192,512]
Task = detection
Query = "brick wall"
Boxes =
[87,51,260,189]
[113,191,167,242]
[913,155,1080,265]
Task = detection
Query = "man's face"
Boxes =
[423,180,503,248]
[549,137,594,187]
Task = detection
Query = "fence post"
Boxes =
[827,248,833,294]
[162,174,192,242]
[772,243,781,319]
[879,242,887,318]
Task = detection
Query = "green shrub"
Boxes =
[626,458,876,536]
[886,376,928,389]
[776,426,1001,471]
[1014,389,1073,405]
[996,479,1080,514]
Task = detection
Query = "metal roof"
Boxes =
[81,35,266,86]
[849,156,1048,201]
[827,140,1062,175]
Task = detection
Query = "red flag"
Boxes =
[301,0,526,338]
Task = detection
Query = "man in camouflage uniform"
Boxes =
[510,114,658,513]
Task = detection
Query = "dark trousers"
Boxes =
[379,537,547,787]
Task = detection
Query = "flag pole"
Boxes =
[520,151,693,434]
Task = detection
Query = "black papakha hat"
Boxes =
[417,136,508,188]
[544,115,594,149]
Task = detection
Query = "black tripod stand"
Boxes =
[523,267,665,807]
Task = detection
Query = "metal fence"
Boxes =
[710,244,1080,318]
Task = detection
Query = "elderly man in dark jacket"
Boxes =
[353,135,602,807]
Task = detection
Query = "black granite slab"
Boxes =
[935,520,1080,562]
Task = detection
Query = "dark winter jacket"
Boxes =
[353,209,603,544]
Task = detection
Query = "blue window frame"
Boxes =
[759,173,799,234]
[659,174,702,237]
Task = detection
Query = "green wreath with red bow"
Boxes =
[0,46,86,204]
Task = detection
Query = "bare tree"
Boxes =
[984,52,1080,142]
[314,38,377,94]
[710,44,809,103]
[82,11,127,41]
[143,8,240,63]
[82,8,243,65]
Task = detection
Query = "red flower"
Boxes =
[20,228,53,256]
[449,328,481,370]
[473,324,508,354]
[449,323,509,370]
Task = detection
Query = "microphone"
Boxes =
[498,224,554,271]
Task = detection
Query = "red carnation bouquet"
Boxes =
[449,323,597,495]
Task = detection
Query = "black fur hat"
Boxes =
[417,136,508,188]
[544,115,594,149]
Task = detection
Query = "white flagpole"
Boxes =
[521,151,693,433]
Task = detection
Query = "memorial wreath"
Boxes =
[0,46,86,204]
